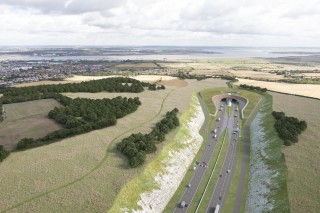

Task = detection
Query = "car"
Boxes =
[226,170,231,173]
[187,183,191,188]
[180,201,187,208]
[219,174,222,177]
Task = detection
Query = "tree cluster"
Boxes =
[272,111,307,146]
[148,84,166,90]
[117,108,179,168]
[0,145,10,162]
[172,71,210,81]
[239,84,267,92]
[0,77,159,104]
[16,96,141,150]
[219,75,237,81]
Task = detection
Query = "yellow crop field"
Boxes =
[235,79,320,99]
[229,70,284,80]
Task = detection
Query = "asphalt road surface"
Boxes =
[173,101,240,213]
[206,104,240,212]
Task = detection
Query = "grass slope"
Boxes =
[246,93,290,212]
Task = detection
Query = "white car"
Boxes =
[226,170,231,173]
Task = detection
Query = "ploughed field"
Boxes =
[270,91,320,213]
[0,99,62,150]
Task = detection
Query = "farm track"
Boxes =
[1,89,175,212]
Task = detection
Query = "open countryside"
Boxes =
[1,0,320,212]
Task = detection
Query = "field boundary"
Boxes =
[1,89,175,213]
[267,89,320,100]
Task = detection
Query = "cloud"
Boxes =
[0,0,126,14]
[0,0,319,46]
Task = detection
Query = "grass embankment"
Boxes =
[109,93,204,212]
[247,93,290,212]
[264,94,290,212]
[194,129,229,212]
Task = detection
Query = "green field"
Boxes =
[0,99,62,150]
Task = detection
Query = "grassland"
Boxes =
[0,78,227,212]
[270,92,320,213]
[235,79,320,99]
[0,99,62,150]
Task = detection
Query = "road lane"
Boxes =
[173,103,228,213]
[206,104,240,212]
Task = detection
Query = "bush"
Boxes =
[239,84,267,92]
[17,138,38,150]
[0,145,10,162]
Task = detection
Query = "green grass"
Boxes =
[258,93,290,212]
[195,129,229,212]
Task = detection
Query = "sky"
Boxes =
[0,0,320,46]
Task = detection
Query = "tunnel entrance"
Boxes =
[212,94,248,119]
